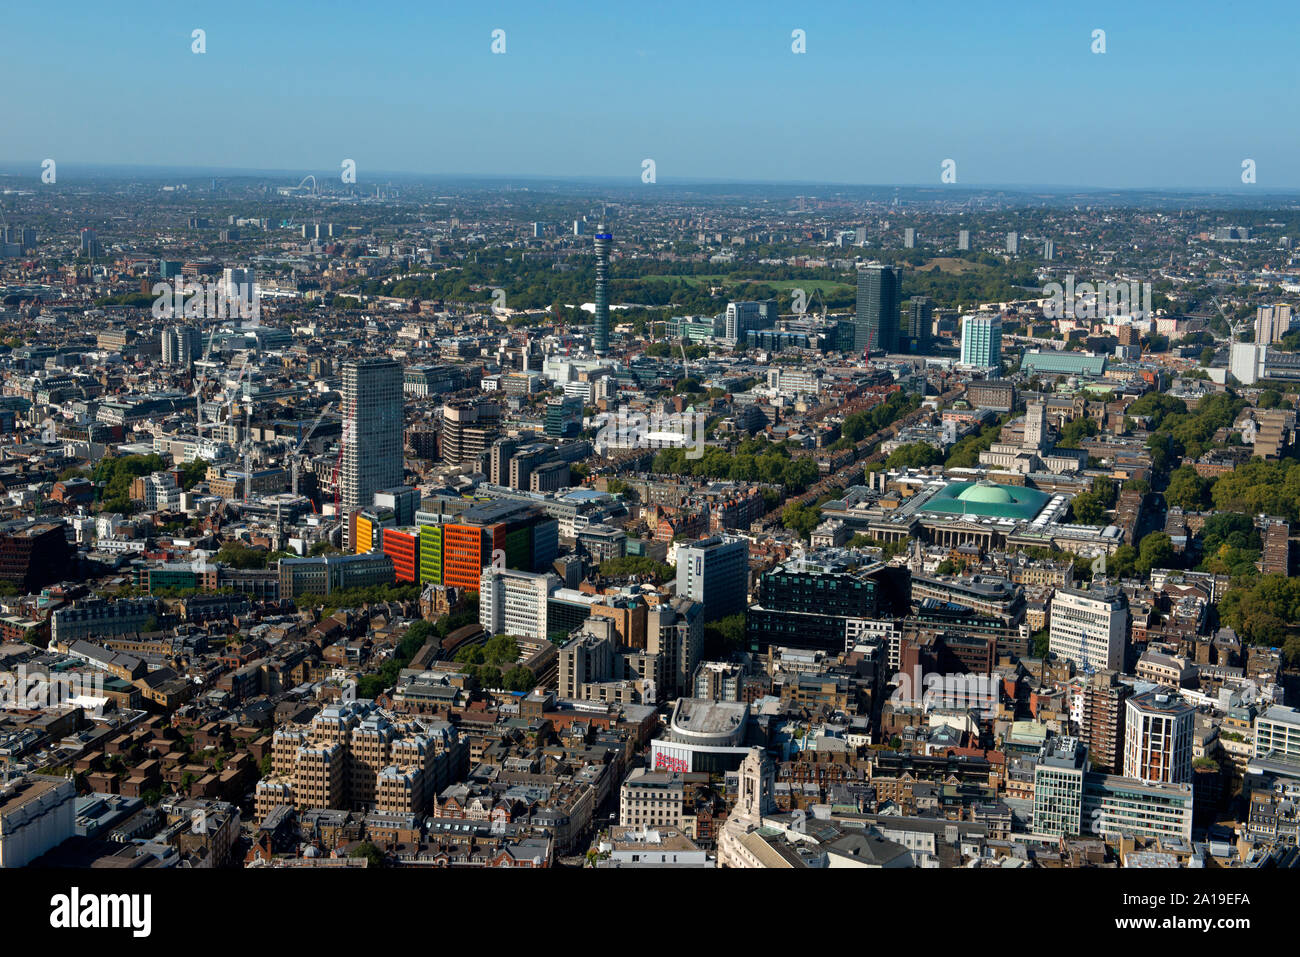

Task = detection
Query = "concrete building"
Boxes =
[479,567,557,639]
[1049,586,1128,672]
[675,535,748,621]
[1254,705,1300,759]
[0,774,76,868]
[342,358,403,523]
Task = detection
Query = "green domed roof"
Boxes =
[956,482,1015,505]
[923,480,1051,520]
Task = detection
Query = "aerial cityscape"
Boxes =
[0,2,1294,935]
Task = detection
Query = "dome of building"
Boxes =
[956,482,1016,505]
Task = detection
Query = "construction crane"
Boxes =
[288,401,336,510]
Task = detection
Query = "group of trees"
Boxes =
[92,453,167,514]
[781,491,841,538]
[301,582,423,614]
[598,555,674,582]
[453,633,534,692]
[839,391,921,447]
[1055,416,1100,450]
[1129,392,1248,466]
[651,440,820,495]
[215,542,272,569]
[1219,575,1300,658]
[703,614,746,658]
[945,417,1005,469]
[1069,477,1118,527]
[1209,459,1300,523]
[885,442,943,470]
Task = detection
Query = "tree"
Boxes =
[482,633,520,666]
[349,842,385,867]
[178,457,210,490]
[781,501,821,538]
[1135,532,1177,577]
[1071,493,1106,526]
[1221,574,1300,646]
[599,556,673,581]
[216,542,270,569]
[703,614,746,658]
[1165,467,1212,511]
[1106,544,1138,580]
[885,442,942,469]
[503,666,535,692]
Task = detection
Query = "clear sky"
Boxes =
[6,0,1298,188]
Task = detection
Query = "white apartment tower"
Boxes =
[342,358,404,516]
[1049,586,1128,672]
[1123,690,1194,784]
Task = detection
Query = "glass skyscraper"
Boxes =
[854,264,901,355]
[960,314,1003,370]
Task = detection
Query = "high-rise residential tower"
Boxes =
[342,358,403,516]
[594,226,612,355]
[906,297,933,352]
[854,264,901,355]
[1123,689,1194,785]
[960,314,1003,370]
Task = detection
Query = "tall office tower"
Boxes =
[1080,670,1131,773]
[1043,240,1055,261]
[903,227,916,249]
[161,325,202,367]
[1050,586,1128,672]
[479,567,556,639]
[342,358,403,518]
[1022,401,1047,453]
[440,399,499,467]
[489,436,519,486]
[907,297,933,352]
[724,300,778,342]
[1255,304,1295,345]
[1124,689,1194,784]
[959,314,1003,369]
[958,229,970,251]
[593,226,612,356]
[854,264,901,355]
[855,226,867,245]
[675,535,749,621]
[573,219,585,236]
[1006,231,1019,255]
[532,222,543,238]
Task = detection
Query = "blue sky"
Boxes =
[5,0,1298,188]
